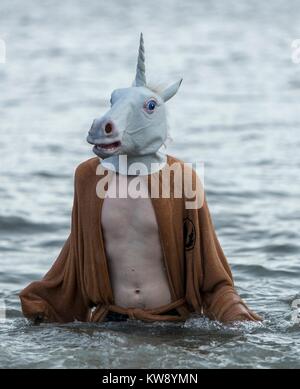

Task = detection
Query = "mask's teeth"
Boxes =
[95,141,121,150]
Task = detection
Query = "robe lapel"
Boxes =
[148,163,180,301]
[88,161,114,304]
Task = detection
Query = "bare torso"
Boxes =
[101,173,172,309]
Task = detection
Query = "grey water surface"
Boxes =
[0,0,300,368]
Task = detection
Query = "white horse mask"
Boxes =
[87,33,182,175]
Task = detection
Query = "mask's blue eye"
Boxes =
[144,99,157,113]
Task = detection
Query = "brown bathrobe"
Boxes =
[19,155,260,323]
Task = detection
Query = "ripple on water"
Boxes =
[0,215,63,234]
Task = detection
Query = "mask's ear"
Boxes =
[161,79,183,102]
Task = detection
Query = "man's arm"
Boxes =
[198,198,261,323]
[19,169,91,323]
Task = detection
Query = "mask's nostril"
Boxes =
[104,122,113,135]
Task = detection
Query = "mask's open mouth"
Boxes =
[93,140,122,154]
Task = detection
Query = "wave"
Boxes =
[0,215,63,234]
[232,264,299,278]
[32,170,70,179]
[262,243,300,254]
[187,121,300,134]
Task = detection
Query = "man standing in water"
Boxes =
[20,34,261,324]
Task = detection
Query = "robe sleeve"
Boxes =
[19,170,91,323]
[198,198,261,323]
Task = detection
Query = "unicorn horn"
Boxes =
[134,33,146,87]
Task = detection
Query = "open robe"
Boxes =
[19,156,260,323]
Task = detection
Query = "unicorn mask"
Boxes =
[87,33,182,175]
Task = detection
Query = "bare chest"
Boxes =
[101,174,158,237]
[100,174,171,309]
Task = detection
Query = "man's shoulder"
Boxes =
[166,154,185,166]
[166,154,197,175]
[75,157,100,180]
